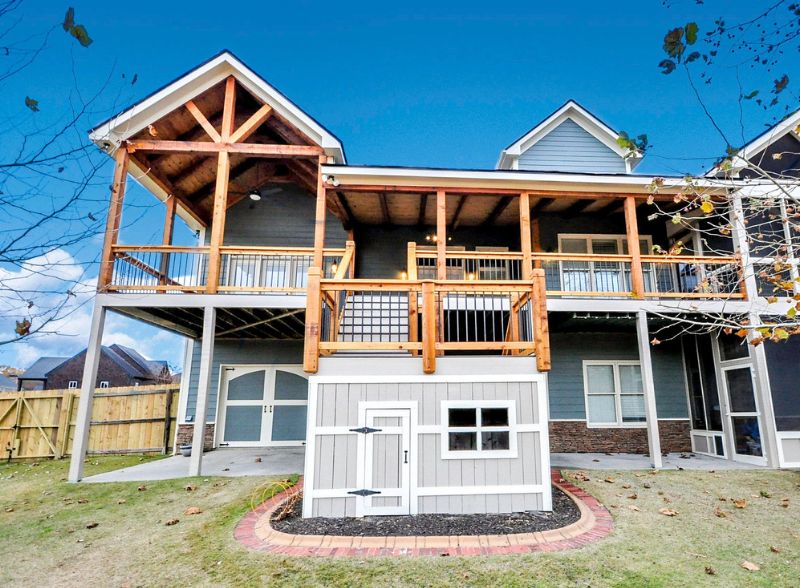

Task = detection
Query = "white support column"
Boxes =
[730,191,759,298]
[189,306,216,477]
[747,312,780,467]
[635,310,662,468]
[68,303,106,482]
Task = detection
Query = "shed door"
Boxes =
[359,408,411,516]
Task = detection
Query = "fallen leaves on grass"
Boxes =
[760,490,772,498]
[5,507,14,513]
[185,485,196,492]
[704,566,716,575]
[137,485,147,492]
[628,505,640,512]
[780,498,790,508]
[85,522,98,529]
[714,507,728,518]
[572,472,590,482]
[733,499,747,509]
[164,519,179,526]
[117,499,126,505]
[769,546,781,553]
[627,493,638,500]
[184,507,202,516]
[76,498,89,504]
[740,561,760,572]
[604,477,615,484]
[659,508,679,517]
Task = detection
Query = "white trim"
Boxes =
[776,431,800,468]
[417,484,546,497]
[176,337,194,426]
[309,374,546,384]
[440,400,518,460]
[690,429,727,459]
[582,360,647,428]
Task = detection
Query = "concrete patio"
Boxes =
[551,452,764,470]
[83,447,760,483]
[83,447,305,483]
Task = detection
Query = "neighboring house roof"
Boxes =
[496,100,642,172]
[108,344,169,380]
[19,356,68,381]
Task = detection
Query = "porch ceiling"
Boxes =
[333,190,660,227]
[125,78,328,226]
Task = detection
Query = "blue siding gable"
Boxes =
[518,119,627,174]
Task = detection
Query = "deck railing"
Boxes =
[412,244,745,300]
[305,270,550,374]
[106,243,351,294]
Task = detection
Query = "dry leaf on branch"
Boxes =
[740,561,760,572]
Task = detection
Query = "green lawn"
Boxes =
[0,456,798,587]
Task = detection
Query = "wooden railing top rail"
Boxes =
[319,278,537,292]
[414,247,741,265]
[110,244,346,255]
[111,245,210,253]
[416,250,525,261]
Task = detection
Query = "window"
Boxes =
[99,381,110,389]
[583,361,646,427]
[441,400,517,459]
[557,234,654,293]
[67,381,78,389]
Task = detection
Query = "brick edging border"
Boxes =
[233,470,613,557]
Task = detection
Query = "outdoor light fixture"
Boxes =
[331,262,339,274]
[424,234,453,243]
[401,271,408,280]
[249,190,261,201]
[324,175,340,187]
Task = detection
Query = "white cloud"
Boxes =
[0,248,186,371]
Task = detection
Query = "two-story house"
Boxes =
[66,52,798,518]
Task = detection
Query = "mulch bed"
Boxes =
[271,486,581,536]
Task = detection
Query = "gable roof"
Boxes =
[20,356,68,380]
[0,373,17,390]
[89,50,346,164]
[496,100,641,171]
[707,106,800,176]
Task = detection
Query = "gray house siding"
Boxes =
[208,184,348,248]
[518,119,626,174]
[185,340,304,422]
[308,378,547,517]
[764,338,800,431]
[548,333,688,420]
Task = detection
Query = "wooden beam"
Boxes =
[482,195,513,226]
[532,269,551,372]
[379,192,391,225]
[624,196,645,299]
[216,309,303,337]
[230,103,273,144]
[205,151,230,293]
[417,193,428,226]
[421,281,436,374]
[98,147,129,290]
[531,197,555,214]
[128,140,324,158]
[161,196,177,246]
[303,267,322,373]
[185,101,221,142]
[436,190,446,280]
[519,192,532,279]
[313,156,327,268]
[221,76,237,141]
[564,199,594,216]
[334,185,681,201]
[451,195,468,229]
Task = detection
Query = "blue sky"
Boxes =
[1,0,797,370]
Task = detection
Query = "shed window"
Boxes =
[441,401,517,459]
[68,381,78,389]
[584,361,646,427]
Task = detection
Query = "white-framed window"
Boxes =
[67,380,78,389]
[583,361,646,427]
[440,400,518,459]
[99,381,110,389]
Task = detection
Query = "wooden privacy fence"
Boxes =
[0,384,179,461]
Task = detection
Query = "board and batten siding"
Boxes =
[304,375,550,518]
[548,333,689,420]
[518,119,627,174]
[184,340,304,423]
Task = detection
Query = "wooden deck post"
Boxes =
[421,280,436,374]
[635,310,662,469]
[313,156,327,269]
[67,303,106,482]
[531,269,551,372]
[158,195,177,292]
[205,77,237,294]
[407,242,419,355]
[303,267,322,373]
[520,192,532,279]
[98,146,129,290]
[436,190,446,280]
[624,196,645,299]
[189,306,216,476]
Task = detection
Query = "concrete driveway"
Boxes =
[83,447,305,483]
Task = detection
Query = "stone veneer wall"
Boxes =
[176,424,215,451]
[549,420,691,454]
